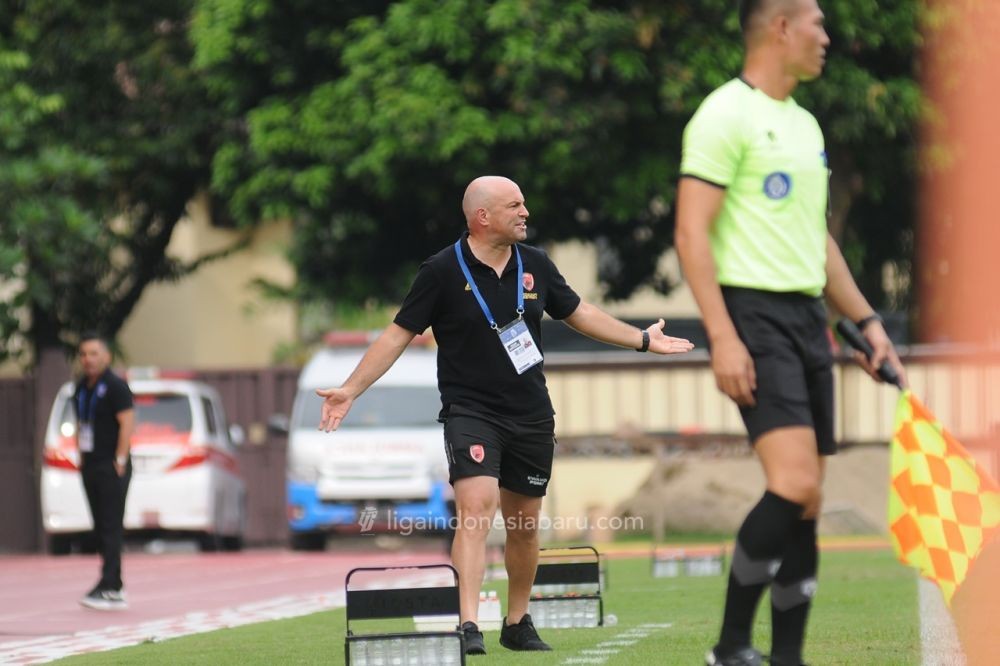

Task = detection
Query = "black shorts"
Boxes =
[721,287,836,456]
[442,404,556,497]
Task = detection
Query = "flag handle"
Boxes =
[835,318,904,389]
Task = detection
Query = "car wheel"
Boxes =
[47,534,73,556]
[289,531,326,551]
[198,532,221,552]
[221,493,247,551]
[78,531,98,554]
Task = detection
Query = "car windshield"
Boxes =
[59,392,193,436]
[294,386,440,429]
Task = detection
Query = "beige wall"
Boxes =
[119,197,296,369]
[543,457,657,540]
[547,240,699,319]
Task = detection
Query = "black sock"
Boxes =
[716,491,804,655]
[770,519,818,666]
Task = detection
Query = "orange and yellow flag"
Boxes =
[889,390,1000,605]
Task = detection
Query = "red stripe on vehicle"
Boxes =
[167,446,239,475]
[43,449,79,471]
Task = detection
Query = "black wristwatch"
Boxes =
[636,329,650,352]
[855,313,883,331]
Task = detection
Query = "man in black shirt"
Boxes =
[318,176,694,654]
[74,332,134,611]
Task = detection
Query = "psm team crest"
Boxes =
[469,444,485,463]
[522,273,534,290]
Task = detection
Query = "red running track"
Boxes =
[0,544,453,662]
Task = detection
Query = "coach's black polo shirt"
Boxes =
[394,232,581,420]
[72,369,133,465]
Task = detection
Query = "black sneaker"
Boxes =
[705,646,763,666]
[461,621,486,655]
[499,614,552,651]
[79,587,128,611]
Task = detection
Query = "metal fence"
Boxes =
[546,347,1000,447]
[0,377,39,553]
[196,368,299,545]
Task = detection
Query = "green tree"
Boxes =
[195,0,921,313]
[0,1,238,366]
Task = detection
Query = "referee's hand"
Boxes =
[857,321,909,388]
[316,388,354,432]
[710,334,757,407]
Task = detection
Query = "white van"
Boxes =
[285,333,453,549]
[41,376,246,554]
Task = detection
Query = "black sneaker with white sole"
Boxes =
[79,588,128,611]
[499,614,552,651]
[705,646,764,666]
[461,621,486,655]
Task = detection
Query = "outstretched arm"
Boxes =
[824,234,907,386]
[562,303,694,354]
[316,323,417,432]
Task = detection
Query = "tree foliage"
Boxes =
[194,0,923,310]
[0,1,235,365]
[0,0,923,366]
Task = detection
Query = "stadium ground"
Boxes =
[7,542,936,666]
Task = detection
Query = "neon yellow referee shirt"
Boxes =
[681,78,829,296]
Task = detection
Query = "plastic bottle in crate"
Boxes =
[478,590,502,630]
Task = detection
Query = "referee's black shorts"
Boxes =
[721,286,836,456]
[442,404,556,497]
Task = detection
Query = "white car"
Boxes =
[41,377,246,554]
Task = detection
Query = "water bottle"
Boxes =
[350,641,368,666]
[557,599,572,628]
[571,598,585,627]
[419,636,438,664]
[368,639,387,666]
[388,638,405,666]
[532,599,548,627]
[404,638,422,666]
[439,637,461,665]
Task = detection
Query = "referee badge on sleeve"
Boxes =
[763,172,792,199]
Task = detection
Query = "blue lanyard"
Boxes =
[454,239,524,331]
[77,382,104,423]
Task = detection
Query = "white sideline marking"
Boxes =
[0,591,345,665]
[918,578,966,666]
[560,623,671,665]
[0,570,450,665]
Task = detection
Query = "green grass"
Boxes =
[54,549,920,665]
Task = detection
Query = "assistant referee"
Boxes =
[675,1,907,665]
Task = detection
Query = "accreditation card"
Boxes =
[498,319,543,375]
